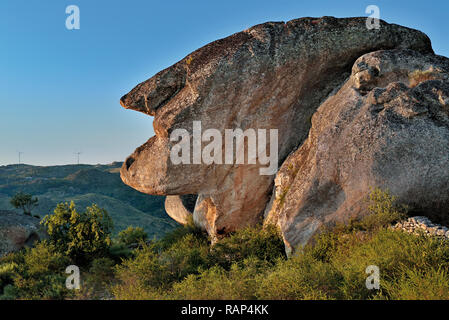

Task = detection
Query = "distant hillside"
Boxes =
[0,162,177,238]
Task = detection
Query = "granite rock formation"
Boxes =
[120,17,435,241]
[265,49,449,253]
[164,194,197,225]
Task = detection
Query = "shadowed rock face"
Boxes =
[0,210,44,257]
[265,49,449,254]
[120,17,433,239]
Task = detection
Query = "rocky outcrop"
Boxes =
[120,17,433,239]
[164,194,197,225]
[0,210,44,257]
[265,49,449,253]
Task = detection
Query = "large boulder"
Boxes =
[265,49,449,254]
[0,210,44,257]
[164,194,197,225]
[120,17,433,239]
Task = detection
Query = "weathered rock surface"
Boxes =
[265,49,449,253]
[120,17,433,239]
[0,210,44,257]
[164,194,197,225]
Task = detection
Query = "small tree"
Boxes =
[10,192,38,216]
[41,201,113,264]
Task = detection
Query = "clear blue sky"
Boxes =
[1,0,448,166]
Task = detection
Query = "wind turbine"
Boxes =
[74,152,82,165]
[18,151,24,166]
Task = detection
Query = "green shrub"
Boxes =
[362,187,405,230]
[257,218,449,300]
[380,267,449,300]
[74,257,117,300]
[5,242,71,300]
[108,243,133,261]
[89,257,116,284]
[118,226,148,246]
[0,262,18,295]
[160,232,210,280]
[10,192,39,216]
[111,223,284,300]
[3,188,445,301]
[112,224,211,299]
[0,252,25,296]
[208,224,286,269]
[0,285,19,300]
[330,229,449,299]
[256,189,449,300]
[256,253,339,300]
[170,257,270,300]
[41,202,113,264]
[157,217,206,250]
[112,243,169,299]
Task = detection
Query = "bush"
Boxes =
[381,267,449,300]
[170,257,271,300]
[0,262,18,295]
[89,257,116,285]
[362,187,405,230]
[112,243,169,299]
[73,257,117,300]
[157,217,206,250]
[2,242,71,300]
[41,202,113,264]
[256,189,449,300]
[112,224,211,299]
[108,243,133,262]
[118,226,148,246]
[208,224,286,269]
[4,188,448,301]
[10,192,38,216]
[255,224,449,300]
[111,223,285,300]
[0,285,19,300]
[256,253,339,300]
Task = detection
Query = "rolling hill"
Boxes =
[0,162,177,238]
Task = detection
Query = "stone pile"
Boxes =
[393,216,449,239]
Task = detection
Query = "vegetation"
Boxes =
[408,66,443,88]
[0,242,71,299]
[118,226,148,246]
[0,189,448,300]
[10,192,38,216]
[0,163,177,238]
[41,202,113,265]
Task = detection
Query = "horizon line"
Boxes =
[0,161,124,168]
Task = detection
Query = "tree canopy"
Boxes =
[10,192,38,216]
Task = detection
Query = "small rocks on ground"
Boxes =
[392,216,449,239]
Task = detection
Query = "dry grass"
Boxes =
[409,66,442,88]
